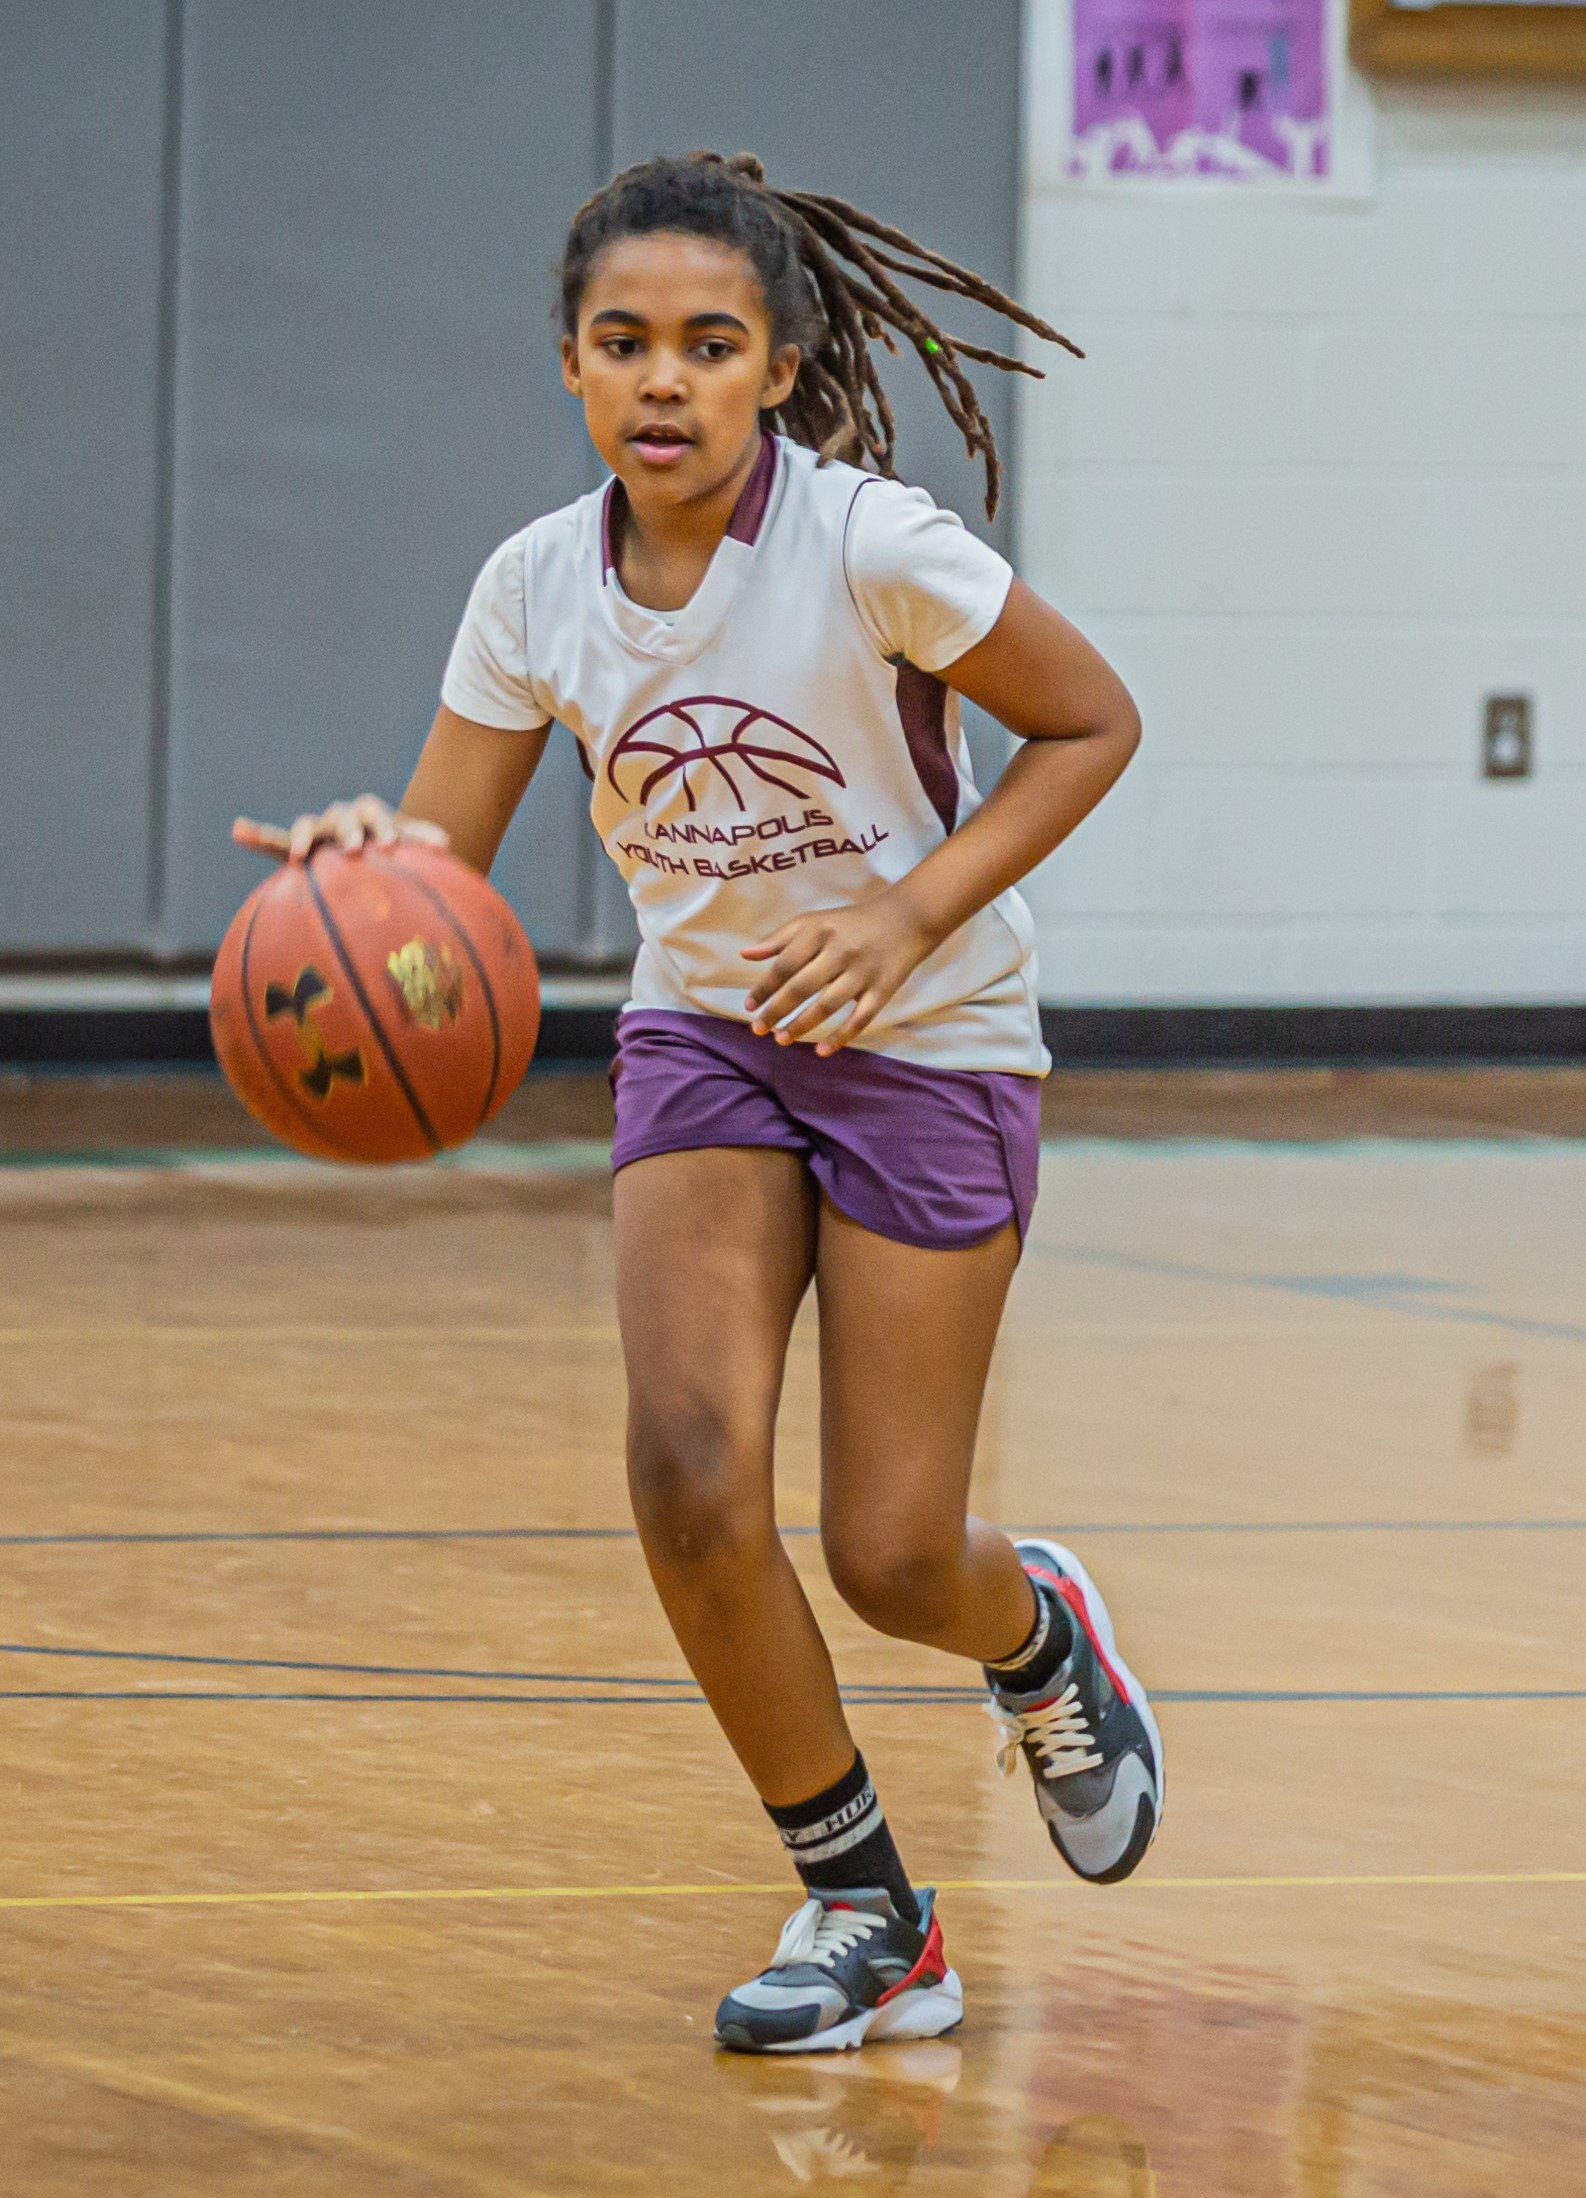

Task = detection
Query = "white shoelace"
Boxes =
[769,1897,887,1971]
[987,1682,1103,1779]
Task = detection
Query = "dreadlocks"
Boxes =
[558,151,1081,521]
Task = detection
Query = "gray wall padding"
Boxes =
[0,3,168,947]
[160,1,605,951]
[3,1,1022,956]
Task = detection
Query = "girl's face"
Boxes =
[562,231,800,512]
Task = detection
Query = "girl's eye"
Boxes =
[602,337,640,358]
[696,340,735,362]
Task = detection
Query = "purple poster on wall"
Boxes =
[1069,0,1331,179]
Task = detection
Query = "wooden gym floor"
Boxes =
[1,1069,1582,2194]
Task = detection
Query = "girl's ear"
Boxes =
[762,342,800,412]
[560,334,582,396]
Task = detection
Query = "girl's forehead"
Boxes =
[581,231,768,321]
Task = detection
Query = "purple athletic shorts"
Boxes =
[609,1009,1041,1252]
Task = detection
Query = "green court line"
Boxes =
[0,1140,613,1174]
[1053,1242,1586,1345]
[3,1136,1584,1173]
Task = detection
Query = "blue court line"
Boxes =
[0,1686,1581,1707]
[0,1690,696,1704]
[0,1526,660,1547]
[5,1642,1586,1703]
[3,1519,1582,1549]
[1158,1688,1586,1704]
[0,1689,963,1706]
[0,1642,697,1685]
[1055,1244,1586,1345]
[0,1642,969,1703]
[0,1648,1581,1709]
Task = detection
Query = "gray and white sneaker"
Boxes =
[713,1887,962,2054]
[986,1539,1164,1884]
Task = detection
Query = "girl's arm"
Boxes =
[742,580,1140,1052]
[395,706,552,872]
[238,706,551,872]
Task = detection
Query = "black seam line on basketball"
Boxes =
[391,859,503,1125]
[239,892,332,1148]
[4,1520,1583,1548]
[301,861,440,1152]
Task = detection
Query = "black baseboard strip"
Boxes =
[0,1009,215,1068]
[1,1004,1582,1071]
[0,1006,624,1070]
[1039,1005,1586,1066]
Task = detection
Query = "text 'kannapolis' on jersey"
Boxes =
[442,432,1048,1075]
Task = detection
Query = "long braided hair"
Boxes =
[558,151,1080,521]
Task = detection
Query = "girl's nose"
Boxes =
[637,350,687,400]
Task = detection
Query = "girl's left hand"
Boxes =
[741,888,939,1056]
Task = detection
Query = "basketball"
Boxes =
[209,842,539,1163]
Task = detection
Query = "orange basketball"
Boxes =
[209,843,540,1163]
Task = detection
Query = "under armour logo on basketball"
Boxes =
[607,695,845,814]
[263,966,365,1100]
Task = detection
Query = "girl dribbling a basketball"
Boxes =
[267,152,1161,2052]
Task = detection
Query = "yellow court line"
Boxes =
[2,1869,1582,1913]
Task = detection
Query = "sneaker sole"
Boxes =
[1015,1537,1166,1872]
[716,1969,964,2056]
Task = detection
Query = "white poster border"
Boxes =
[1023,0,1378,201]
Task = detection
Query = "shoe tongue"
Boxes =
[807,1884,897,1922]
[993,1674,1063,1710]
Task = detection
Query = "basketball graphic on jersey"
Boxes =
[607,694,846,814]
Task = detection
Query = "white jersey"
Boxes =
[441,433,1047,1075]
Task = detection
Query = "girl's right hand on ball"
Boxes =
[232,796,450,863]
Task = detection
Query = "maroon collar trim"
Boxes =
[725,428,778,545]
[600,430,778,582]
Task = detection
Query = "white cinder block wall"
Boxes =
[1015,52,1586,1004]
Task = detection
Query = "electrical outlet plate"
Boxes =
[1483,695,1532,781]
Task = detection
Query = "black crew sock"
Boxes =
[765,1752,920,1927]
[985,1577,1074,1694]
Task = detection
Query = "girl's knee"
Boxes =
[628,1406,771,1571]
[823,1528,963,1640]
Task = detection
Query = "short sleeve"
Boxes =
[843,478,1014,674]
[439,533,552,731]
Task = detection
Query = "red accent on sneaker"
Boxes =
[1026,1563,1133,1706]
[877,1909,947,2005]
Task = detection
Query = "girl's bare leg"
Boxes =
[613,1146,857,1805]
[814,1199,1037,1662]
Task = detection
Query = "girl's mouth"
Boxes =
[630,426,694,465]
